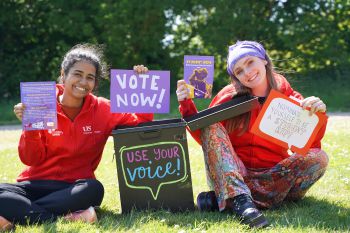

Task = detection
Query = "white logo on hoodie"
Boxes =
[82,125,92,134]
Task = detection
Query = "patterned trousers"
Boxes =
[200,123,328,211]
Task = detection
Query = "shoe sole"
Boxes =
[242,212,269,228]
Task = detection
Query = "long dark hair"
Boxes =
[225,54,278,135]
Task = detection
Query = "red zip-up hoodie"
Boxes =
[17,84,153,182]
[179,74,327,169]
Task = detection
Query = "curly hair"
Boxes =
[59,44,108,91]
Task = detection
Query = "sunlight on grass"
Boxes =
[0,115,349,232]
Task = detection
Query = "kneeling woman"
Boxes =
[176,41,328,228]
[0,44,153,231]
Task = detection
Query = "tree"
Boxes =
[163,0,350,89]
[1,0,349,100]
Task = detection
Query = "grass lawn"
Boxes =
[0,115,349,232]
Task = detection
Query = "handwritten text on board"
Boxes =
[119,142,188,200]
[259,98,319,149]
[251,90,327,155]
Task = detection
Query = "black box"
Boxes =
[112,95,258,213]
[184,95,259,131]
[112,119,194,213]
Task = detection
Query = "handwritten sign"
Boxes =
[184,55,214,99]
[113,119,194,213]
[20,81,57,131]
[251,90,327,155]
[110,69,170,113]
[119,142,187,200]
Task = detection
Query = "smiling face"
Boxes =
[232,55,269,96]
[61,61,96,104]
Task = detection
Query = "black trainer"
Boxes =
[230,194,269,228]
[196,191,219,211]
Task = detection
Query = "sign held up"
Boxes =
[184,55,214,99]
[20,81,57,131]
[251,90,328,155]
[110,69,170,113]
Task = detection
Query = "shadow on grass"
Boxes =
[266,196,350,231]
[95,196,350,232]
[96,207,237,232]
[19,196,348,232]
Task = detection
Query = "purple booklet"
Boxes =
[184,55,214,98]
[110,69,170,113]
[20,81,57,131]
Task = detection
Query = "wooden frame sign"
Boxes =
[251,90,328,155]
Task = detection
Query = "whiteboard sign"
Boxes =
[251,90,327,155]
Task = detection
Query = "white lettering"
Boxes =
[129,75,138,89]
[138,74,150,89]
[116,74,127,89]
[140,93,157,107]
[116,94,128,107]
[131,93,139,106]
[150,75,160,90]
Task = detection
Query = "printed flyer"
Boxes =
[20,81,57,131]
[184,55,214,99]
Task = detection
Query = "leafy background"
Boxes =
[1,0,349,104]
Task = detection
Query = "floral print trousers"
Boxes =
[200,123,329,211]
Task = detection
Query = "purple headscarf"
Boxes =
[226,41,266,77]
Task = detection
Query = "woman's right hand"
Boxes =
[176,80,189,102]
[13,103,25,122]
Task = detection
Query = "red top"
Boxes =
[179,74,327,169]
[17,84,153,182]
[59,103,82,121]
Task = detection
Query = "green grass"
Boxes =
[0,116,349,232]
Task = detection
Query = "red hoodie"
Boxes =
[17,84,153,182]
[179,74,327,169]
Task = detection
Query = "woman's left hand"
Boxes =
[301,96,327,115]
[133,64,148,74]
